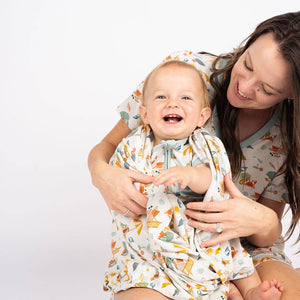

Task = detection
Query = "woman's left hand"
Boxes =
[185,173,277,248]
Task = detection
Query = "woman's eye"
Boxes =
[243,60,253,71]
[262,85,273,96]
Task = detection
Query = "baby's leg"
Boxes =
[233,269,282,300]
[228,282,243,300]
[245,280,283,300]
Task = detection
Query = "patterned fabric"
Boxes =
[104,125,254,299]
[242,237,291,267]
[115,50,292,267]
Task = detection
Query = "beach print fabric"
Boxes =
[104,125,254,299]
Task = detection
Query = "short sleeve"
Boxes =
[116,51,217,130]
[235,114,289,204]
[261,167,289,203]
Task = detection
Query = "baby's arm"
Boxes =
[153,164,211,194]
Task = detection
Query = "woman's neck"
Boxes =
[235,108,274,142]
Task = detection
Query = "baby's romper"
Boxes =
[104,125,254,300]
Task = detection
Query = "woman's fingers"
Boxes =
[200,232,235,248]
[126,170,153,211]
[184,174,278,247]
[117,181,150,215]
[185,209,225,223]
[95,167,152,216]
[128,185,149,210]
[188,219,224,233]
[187,218,239,247]
[101,181,147,216]
[129,170,154,184]
[119,199,146,218]
[186,199,226,212]
[224,173,244,198]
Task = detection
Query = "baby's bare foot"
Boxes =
[246,280,283,300]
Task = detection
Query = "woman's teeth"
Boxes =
[238,88,249,99]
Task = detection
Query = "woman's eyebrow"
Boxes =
[248,52,283,94]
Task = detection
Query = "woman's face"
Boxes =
[227,33,293,110]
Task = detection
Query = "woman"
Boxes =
[89,12,300,299]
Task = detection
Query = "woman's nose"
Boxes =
[239,77,257,96]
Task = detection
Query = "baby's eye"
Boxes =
[157,95,166,99]
[182,96,191,100]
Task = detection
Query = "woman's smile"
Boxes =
[235,82,251,100]
[227,33,292,110]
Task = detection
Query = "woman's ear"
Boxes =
[139,104,149,124]
[197,107,211,127]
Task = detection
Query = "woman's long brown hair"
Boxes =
[204,11,300,245]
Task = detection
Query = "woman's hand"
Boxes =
[185,174,281,248]
[91,161,154,218]
[89,119,154,218]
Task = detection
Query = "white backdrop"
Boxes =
[1,1,299,299]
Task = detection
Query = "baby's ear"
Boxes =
[139,105,149,125]
[198,107,211,127]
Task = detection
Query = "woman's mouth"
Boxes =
[235,83,251,100]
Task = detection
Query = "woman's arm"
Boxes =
[247,197,284,247]
[185,174,284,248]
[88,119,153,217]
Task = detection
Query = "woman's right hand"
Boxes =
[91,161,154,218]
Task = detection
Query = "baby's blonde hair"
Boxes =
[141,60,210,107]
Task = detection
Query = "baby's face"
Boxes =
[139,65,210,145]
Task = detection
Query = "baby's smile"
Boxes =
[163,114,183,123]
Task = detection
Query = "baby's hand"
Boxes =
[153,166,193,189]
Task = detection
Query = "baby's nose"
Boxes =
[167,98,179,107]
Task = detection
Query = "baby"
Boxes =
[104,60,283,299]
